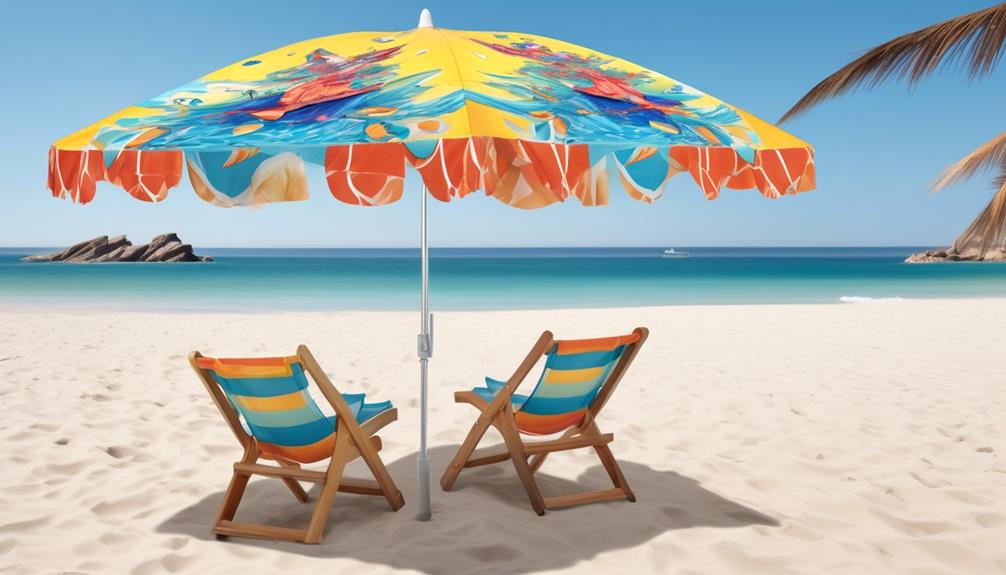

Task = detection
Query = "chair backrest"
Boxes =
[515,330,645,435]
[192,353,356,463]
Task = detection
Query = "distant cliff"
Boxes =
[21,233,212,263]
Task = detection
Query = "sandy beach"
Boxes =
[1,300,1003,574]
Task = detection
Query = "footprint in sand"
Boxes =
[164,536,189,551]
[103,445,149,460]
[91,493,153,518]
[0,516,50,533]
[43,459,90,475]
[0,539,16,555]
[868,506,948,536]
[99,531,140,547]
[974,513,1005,529]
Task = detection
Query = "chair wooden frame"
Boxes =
[189,344,405,544]
[440,327,648,515]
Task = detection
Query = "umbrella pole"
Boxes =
[416,184,433,521]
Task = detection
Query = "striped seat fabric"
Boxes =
[196,355,392,463]
[474,332,641,435]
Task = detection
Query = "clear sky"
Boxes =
[1,0,1002,248]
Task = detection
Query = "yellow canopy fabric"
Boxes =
[48,24,815,208]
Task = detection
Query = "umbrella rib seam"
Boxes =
[432,29,476,139]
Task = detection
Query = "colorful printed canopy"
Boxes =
[48,25,815,208]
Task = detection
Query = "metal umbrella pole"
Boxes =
[416,183,433,521]
[413,5,436,523]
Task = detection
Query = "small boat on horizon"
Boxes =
[662,248,689,259]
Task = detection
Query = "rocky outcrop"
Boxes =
[21,234,212,263]
[906,246,1006,263]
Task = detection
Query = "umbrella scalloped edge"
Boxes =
[47,139,814,208]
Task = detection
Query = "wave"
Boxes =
[839,296,905,304]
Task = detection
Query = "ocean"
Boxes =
[1,247,1005,311]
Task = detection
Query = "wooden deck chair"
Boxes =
[440,327,648,515]
[189,344,404,544]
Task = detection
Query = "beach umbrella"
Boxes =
[46,9,816,520]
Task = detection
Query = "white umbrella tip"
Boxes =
[418,8,434,28]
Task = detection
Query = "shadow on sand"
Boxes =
[158,445,776,574]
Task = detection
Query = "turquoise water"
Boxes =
[1,247,1005,311]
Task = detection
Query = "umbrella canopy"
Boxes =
[44,10,816,522]
[48,17,814,209]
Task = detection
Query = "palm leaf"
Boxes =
[952,171,1006,255]
[933,130,1006,191]
[780,2,1006,123]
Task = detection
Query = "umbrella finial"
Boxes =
[418,8,434,28]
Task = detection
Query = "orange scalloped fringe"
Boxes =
[48,140,814,207]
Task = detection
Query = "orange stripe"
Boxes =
[515,410,586,435]
[197,355,296,368]
[258,433,335,464]
[197,356,300,378]
[555,333,640,355]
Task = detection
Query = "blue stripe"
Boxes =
[485,377,506,392]
[520,393,594,415]
[514,346,624,413]
[472,386,528,408]
[548,347,625,370]
[210,364,309,398]
[248,416,336,446]
[357,401,393,422]
[240,405,326,428]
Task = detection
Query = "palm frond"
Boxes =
[952,171,1006,255]
[933,130,1006,191]
[780,2,1006,123]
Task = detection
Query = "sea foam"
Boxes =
[839,296,905,304]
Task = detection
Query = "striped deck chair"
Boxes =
[440,327,648,515]
[189,345,404,544]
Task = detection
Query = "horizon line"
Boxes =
[1,244,934,250]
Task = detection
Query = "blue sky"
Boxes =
[1,0,1002,247]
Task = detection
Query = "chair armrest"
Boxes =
[454,391,490,410]
[360,407,397,437]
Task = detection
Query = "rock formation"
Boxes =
[21,234,212,263]
[905,246,1006,263]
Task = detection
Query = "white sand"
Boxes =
[0,300,1004,574]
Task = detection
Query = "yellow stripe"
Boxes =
[543,366,604,384]
[234,390,307,412]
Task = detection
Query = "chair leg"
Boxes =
[358,437,405,511]
[213,468,251,535]
[440,410,496,490]
[594,442,635,502]
[497,415,546,516]
[304,432,351,544]
[275,459,310,503]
